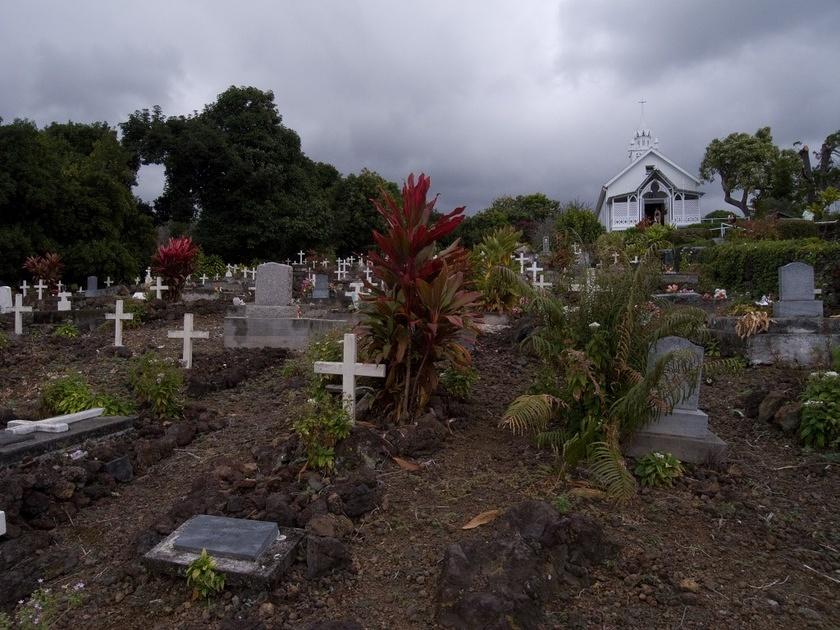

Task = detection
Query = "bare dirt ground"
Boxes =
[1,310,838,629]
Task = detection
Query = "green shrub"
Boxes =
[704,210,735,220]
[42,373,133,416]
[0,331,8,349]
[777,219,819,240]
[669,227,715,246]
[440,364,479,399]
[53,322,80,338]
[123,299,147,329]
[129,354,184,418]
[470,226,523,312]
[702,239,840,298]
[195,250,226,279]
[282,328,346,379]
[553,493,572,514]
[799,371,840,449]
[293,388,352,470]
[185,549,225,600]
[634,451,684,486]
[556,207,604,244]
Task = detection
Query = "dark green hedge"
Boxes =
[777,220,819,240]
[702,239,840,302]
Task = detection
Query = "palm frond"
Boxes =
[588,441,637,503]
[502,394,562,435]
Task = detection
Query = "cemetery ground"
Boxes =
[1,307,838,629]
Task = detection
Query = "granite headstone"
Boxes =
[773,262,823,317]
[85,275,98,297]
[0,286,11,313]
[255,262,293,306]
[312,273,330,299]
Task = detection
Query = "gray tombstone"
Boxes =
[255,262,293,306]
[542,235,550,254]
[85,275,98,297]
[0,286,11,313]
[174,515,279,562]
[626,336,726,463]
[773,262,823,317]
[312,273,330,299]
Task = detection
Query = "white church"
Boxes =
[595,109,703,231]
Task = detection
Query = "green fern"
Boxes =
[588,441,637,502]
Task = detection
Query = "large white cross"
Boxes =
[512,252,528,274]
[314,333,386,420]
[57,291,72,311]
[534,274,553,291]
[6,408,105,435]
[12,294,32,335]
[19,280,29,298]
[168,313,208,369]
[106,299,134,347]
[297,251,306,265]
[34,280,47,300]
[527,259,544,283]
[152,276,169,300]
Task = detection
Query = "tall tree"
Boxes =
[330,168,400,255]
[453,193,561,247]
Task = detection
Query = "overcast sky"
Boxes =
[2,0,838,214]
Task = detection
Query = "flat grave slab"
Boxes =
[0,415,136,465]
[144,515,305,588]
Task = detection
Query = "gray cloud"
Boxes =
[1,0,838,215]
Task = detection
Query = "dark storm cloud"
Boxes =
[1,1,838,213]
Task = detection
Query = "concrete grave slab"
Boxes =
[224,315,347,350]
[144,515,305,588]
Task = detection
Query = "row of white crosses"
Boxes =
[510,252,553,292]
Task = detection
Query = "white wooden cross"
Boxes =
[512,252,528,274]
[134,276,140,285]
[19,280,29,298]
[321,259,329,268]
[105,276,113,288]
[527,259,544,283]
[6,408,105,435]
[534,274,553,291]
[34,280,47,300]
[12,294,32,336]
[364,267,373,284]
[611,251,620,265]
[630,255,640,265]
[214,274,220,281]
[168,313,208,369]
[345,281,365,306]
[335,266,347,281]
[106,299,133,347]
[57,291,72,311]
[348,255,356,267]
[56,280,64,293]
[200,273,208,285]
[313,333,386,420]
[297,251,306,265]
[151,276,169,300]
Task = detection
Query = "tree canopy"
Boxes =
[453,193,562,247]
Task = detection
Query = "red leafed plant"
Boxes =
[362,173,481,422]
[151,237,199,301]
[23,252,63,291]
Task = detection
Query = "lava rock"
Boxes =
[773,402,802,434]
[331,469,381,518]
[306,535,351,579]
[103,455,134,483]
[758,391,788,424]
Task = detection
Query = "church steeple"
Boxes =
[628,99,659,160]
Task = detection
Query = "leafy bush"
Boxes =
[440,364,479,399]
[151,236,199,301]
[702,239,840,298]
[23,252,63,290]
[624,224,674,253]
[777,219,819,240]
[470,226,523,312]
[129,354,184,418]
[293,388,352,470]
[556,206,604,244]
[501,260,706,501]
[52,322,80,338]
[282,328,346,379]
[122,299,147,329]
[41,373,133,416]
[705,210,736,220]
[799,371,840,449]
[669,227,715,246]
[634,451,684,486]
[195,250,226,278]
[186,549,225,600]
[363,173,480,422]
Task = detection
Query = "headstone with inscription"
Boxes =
[773,262,823,317]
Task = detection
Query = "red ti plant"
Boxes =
[151,237,199,301]
[362,173,481,422]
[23,252,63,292]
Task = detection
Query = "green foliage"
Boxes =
[129,354,184,418]
[122,299,147,329]
[0,331,8,349]
[2,581,86,629]
[195,250,226,278]
[552,493,572,514]
[702,239,840,298]
[634,451,684,487]
[282,327,345,379]
[470,226,523,312]
[453,193,561,247]
[832,346,840,371]
[185,550,226,600]
[0,119,155,282]
[776,220,819,240]
[293,388,352,470]
[330,168,400,255]
[52,322,80,338]
[41,373,133,416]
[362,173,480,422]
[440,364,479,400]
[624,224,674,254]
[555,205,604,245]
[799,371,840,449]
[501,260,706,500]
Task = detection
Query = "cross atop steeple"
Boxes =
[628,99,658,161]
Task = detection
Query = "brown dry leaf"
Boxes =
[568,487,607,500]
[392,456,421,472]
[461,509,502,530]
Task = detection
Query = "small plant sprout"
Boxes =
[186,549,225,600]
[634,452,684,487]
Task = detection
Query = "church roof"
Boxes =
[603,148,702,189]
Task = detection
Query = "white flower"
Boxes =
[713,288,727,300]
[589,322,601,329]
[824,371,839,378]
[803,400,822,407]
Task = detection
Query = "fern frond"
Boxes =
[588,441,636,503]
[501,394,562,436]
[704,357,746,377]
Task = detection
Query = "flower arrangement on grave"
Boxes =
[362,173,481,423]
[23,252,63,291]
[300,276,314,298]
[151,236,199,301]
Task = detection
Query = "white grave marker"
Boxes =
[0,510,5,537]
[527,259,544,284]
[106,299,134,347]
[6,408,105,435]
[168,313,209,369]
[313,333,386,420]
[57,291,72,311]
[297,251,306,265]
[200,273,208,285]
[512,252,528,275]
[34,280,47,300]
[534,275,553,291]
[12,294,32,336]
[151,276,169,300]
[19,280,29,298]
[105,277,113,288]
[345,281,365,305]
